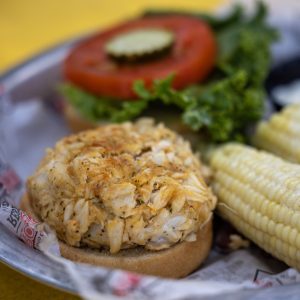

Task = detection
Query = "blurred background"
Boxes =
[0,0,224,72]
[2,0,300,73]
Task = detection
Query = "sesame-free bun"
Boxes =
[21,193,212,278]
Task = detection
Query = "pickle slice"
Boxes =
[105,28,174,62]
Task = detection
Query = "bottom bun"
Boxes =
[21,194,212,278]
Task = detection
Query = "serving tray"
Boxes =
[1,37,300,299]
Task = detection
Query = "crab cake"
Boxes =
[24,119,216,278]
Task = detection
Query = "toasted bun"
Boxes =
[63,101,97,132]
[21,193,212,278]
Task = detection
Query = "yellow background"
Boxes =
[0,0,224,72]
[0,0,223,299]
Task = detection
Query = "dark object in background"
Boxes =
[214,216,250,254]
[265,56,300,110]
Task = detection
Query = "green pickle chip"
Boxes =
[105,28,174,62]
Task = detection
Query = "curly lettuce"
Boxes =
[60,1,278,142]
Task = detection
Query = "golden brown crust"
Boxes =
[27,119,216,253]
[21,193,212,278]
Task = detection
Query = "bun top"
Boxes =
[27,119,216,253]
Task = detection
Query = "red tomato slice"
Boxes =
[64,16,216,99]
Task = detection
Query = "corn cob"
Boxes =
[253,103,300,163]
[210,143,300,270]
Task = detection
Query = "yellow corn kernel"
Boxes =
[253,104,300,163]
[210,143,300,270]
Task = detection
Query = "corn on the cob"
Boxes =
[253,104,300,163]
[210,143,300,270]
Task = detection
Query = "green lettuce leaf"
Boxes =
[60,83,149,122]
[61,1,278,142]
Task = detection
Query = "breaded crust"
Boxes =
[21,193,212,278]
[27,119,216,253]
